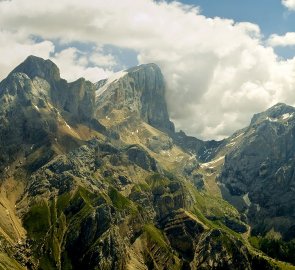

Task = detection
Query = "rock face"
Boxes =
[173,130,223,161]
[0,56,284,270]
[219,103,295,238]
[0,55,101,174]
[95,64,175,133]
[11,55,61,82]
[4,55,96,120]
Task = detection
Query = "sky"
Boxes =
[1,0,295,140]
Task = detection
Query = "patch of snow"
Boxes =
[65,121,72,130]
[266,113,294,122]
[200,156,225,168]
[243,193,251,207]
[203,149,212,156]
[256,204,261,212]
[266,117,278,122]
[96,70,127,98]
[282,113,294,120]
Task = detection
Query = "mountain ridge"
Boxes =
[0,55,294,269]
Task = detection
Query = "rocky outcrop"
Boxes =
[95,64,175,133]
[0,56,103,174]
[125,145,158,172]
[160,210,206,260]
[10,55,96,121]
[10,55,61,83]
[219,103,295,238]
[173,130,223,161]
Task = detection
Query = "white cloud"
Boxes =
[89,48,117,68]
[282,0,295,10]
[268,32,295,47]
[51,48,114,82]
[0,0,295,139]
[0,30,54,80]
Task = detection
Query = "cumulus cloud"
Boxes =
[0,0,295,139]
[51,48,114,82]
[0,30,54,80]
[268,32,295,47]
[282,0,295,10]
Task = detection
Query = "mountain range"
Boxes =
[0,55,295,270]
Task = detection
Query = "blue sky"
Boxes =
[178,0,295,57]
[179,0,293,35]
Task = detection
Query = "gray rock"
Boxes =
[95,63,175,133]
[220,103,295,238]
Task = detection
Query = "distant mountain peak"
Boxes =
[250,102,295,125]
[10,55,60,82]
[126,63,161,73]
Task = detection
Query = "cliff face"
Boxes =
[9,55,96,121]
[95,63,175,133]
[0,56,101,174]
[219,103,295,238]
[0,56,287,270]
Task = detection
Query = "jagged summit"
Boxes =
[250,102,295,125]
[96,61,175,133]
[10,55,61,82]
[126,62,161,73]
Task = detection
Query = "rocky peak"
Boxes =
[96,63,175,133]
[128,63,174,132]
[250,103,295,126]
[10,55,61,83]
[219,103,295,240]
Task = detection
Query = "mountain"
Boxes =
[0,56,293,270]
[219,103,295,234]
[95,63,175,133]
[183,103,295,265]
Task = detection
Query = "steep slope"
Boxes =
[173,130,224,162]
[219,103,295,235]
[95,63,175,133]
[0,55,110,269]
[211,103,295,264]
[0,56,285,270]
